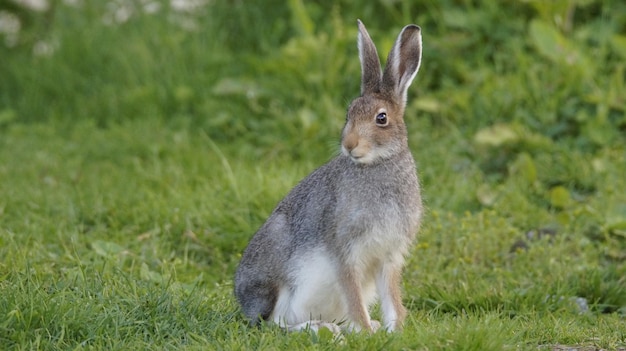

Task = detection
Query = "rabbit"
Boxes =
[234,19,423,334]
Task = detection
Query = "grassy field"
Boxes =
[1,0,625,350]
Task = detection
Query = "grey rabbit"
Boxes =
[235,20,423,333]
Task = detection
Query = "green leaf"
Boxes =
[174,85,194,105]
[510,152,537,184]
[549,186,571,209]
[211,78,265,98]
[474,124,518,147]
[610,35,626,59]
[140,263,165,284]
[476,184,498,207]
[606,204,626,236]
[529,19,590,70]
[442,9,474,29]
[288,0,315,36]
[0,109,17,126]
[91,240,124,257]
[413,97,441,114]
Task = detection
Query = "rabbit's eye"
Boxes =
[375,112,388,126]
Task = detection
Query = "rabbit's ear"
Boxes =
[357,20,382,95]
[381,24,422,108]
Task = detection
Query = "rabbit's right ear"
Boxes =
[381,24,422,108]
[357,20,382,95]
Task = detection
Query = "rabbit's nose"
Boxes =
[343,133,359,151]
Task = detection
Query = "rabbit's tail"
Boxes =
[235,278,278,324]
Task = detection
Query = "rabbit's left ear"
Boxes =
[357,20,382,95]
[382,25,422,108]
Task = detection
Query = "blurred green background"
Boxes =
[0,0,625,349]
[2,0,624,144]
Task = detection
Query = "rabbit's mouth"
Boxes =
[343,144,400,166]
[342,145,369,164]
[346,152,376,165]
[349,155,366,164]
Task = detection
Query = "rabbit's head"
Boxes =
[341,20,422,165]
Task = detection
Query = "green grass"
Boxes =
[1,0,625,350]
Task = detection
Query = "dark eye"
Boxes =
[375,112,388,126]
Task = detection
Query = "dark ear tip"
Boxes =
[405,24,421,33]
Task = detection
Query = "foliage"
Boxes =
[0,0,625,350]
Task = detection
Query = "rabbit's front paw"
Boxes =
[342,320,381,333]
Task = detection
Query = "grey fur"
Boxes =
[234,20,423,331]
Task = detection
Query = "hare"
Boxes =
[235,20,423,334]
